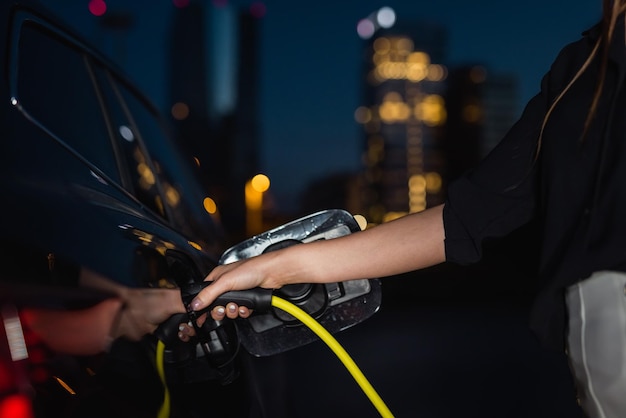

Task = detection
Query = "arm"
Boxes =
[21,269,187,356]
[189,204,445,312]
[21,298,125,356]
[79,268,186,342]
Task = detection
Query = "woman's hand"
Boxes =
[183,204,447,335]
[187,205,446,320]
[189,252,284,316]
[177,302,252,342]
[179,257,269,338]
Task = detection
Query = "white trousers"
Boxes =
[566,271,626,418]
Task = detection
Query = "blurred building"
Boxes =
[443,65,519,183]
[168,1,263,242]
[480,72,519,157]
[356,14,448,224]
[298,172,362,218]
[168,1,213,178]
[354,9,519,225]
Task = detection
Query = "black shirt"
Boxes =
[443,19,626,351]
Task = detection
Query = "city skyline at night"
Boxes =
[50,0,599,215]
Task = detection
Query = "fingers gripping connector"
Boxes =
[181,281,273,319]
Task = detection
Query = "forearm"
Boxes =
[21,298,124,355]
[269,204,446,286]
[79,268,186,341]
[193,204,446,311]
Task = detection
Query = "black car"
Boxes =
[0,1,381,417]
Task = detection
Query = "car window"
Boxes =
[90,66,167,218]
[118,85,211,240]
[103,70,216,241]
[15,21,120,183]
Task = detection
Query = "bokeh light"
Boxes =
[251,174,270,193]
[353,214,368,230]
[119,125,134,142]
[354,106,372,124]
[203,197,218,214]
[376,7,396,29]
[0,394,33,418]
[357,18,375,39]
[88,0,107,16]
[171,102,189,120]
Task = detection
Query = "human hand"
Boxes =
[114,286,186,341]
[188,253,282,319]
[177,302,252,342]
[79,268,186,342]
[20,286,186,355]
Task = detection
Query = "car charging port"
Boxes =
[277,283,312,302]
[274,283,327,325]
[216,209,382,357]
[263,240,328,324]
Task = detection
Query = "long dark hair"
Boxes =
[535,0,626,158]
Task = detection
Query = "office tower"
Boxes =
[443,65,519,184]
[357,17,448,224]
[169,1,262,240]
[481,72,519,157]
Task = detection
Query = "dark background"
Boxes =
[42,1,594,416]
[51,0,599,211]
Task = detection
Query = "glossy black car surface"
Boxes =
[0,1,385,417]
[0,0,240,415]
[0,0,223,284]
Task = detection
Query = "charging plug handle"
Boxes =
[181,281,273,314]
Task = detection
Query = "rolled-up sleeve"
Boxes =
[443,82,548,265]
[443,31,593,265]
[444,173,538,265]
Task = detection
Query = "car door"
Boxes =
[2,7,220,288]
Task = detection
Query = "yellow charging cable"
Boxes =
[156,340,171,418]
[155,296,393,418]
[271,295,394,418]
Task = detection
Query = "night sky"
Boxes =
[50,0,599,211]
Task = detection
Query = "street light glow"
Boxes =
[203,197,217,214]
[246,175,270,235]
[251,174,270,193]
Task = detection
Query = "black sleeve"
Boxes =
[442,72,548,265]
[441,26,598,265]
